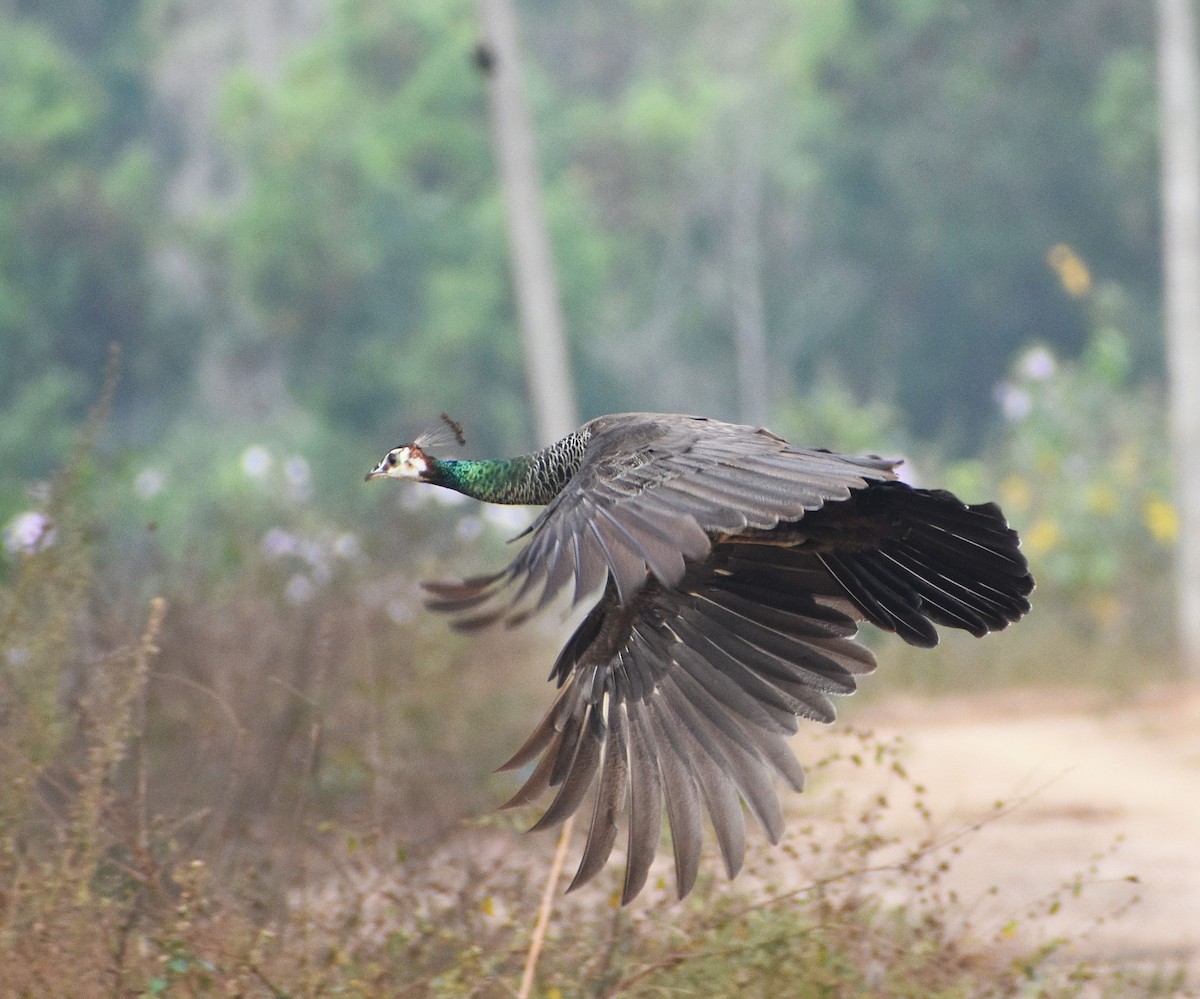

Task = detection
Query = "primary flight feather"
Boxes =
[367,412,1033,903]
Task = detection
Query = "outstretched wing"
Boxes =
[424,413,898,625]
[500,544,877,904]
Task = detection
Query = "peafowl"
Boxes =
[366,412,1033,903]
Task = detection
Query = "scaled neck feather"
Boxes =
[428,430,590,505]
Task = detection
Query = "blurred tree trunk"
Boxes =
[1156,0,1200,675]
[478,0,578,442]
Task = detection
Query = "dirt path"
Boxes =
[836,685,1200,972]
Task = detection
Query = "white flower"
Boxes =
[262,527,299,559]
[241,445,273,479]
[1019,345,1057,381]
[134,468,164,499]
[332,532,361,560]
[3,511,55,554]
[994,382,1033,422]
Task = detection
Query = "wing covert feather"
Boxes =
[423,414,898,623]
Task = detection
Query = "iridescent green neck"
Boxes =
[426,430,590,505]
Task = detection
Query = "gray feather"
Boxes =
[398,412,1033,903]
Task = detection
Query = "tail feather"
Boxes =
[818,551,939,647]
[798,483,1032,645]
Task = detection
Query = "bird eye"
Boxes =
[386,452,398,467]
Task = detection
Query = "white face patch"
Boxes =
[366,445,429,481]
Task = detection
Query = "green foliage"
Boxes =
[217,0,531,448]
[773,371,908,456]
[804,2,1157,444]
[0,21,102,386]
[200,0,1162,454]
[0,371,83,495]
[982,293,1173,648]
[0,14,182,519]
[1,0,1170,545]
[1092,48,1159,192]
[524,0,859,423]
[0,24,98,165]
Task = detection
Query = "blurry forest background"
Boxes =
[1,0,1195,996]
[1,0,1178,642]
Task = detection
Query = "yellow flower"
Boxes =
[999,474,1032,514]
[1084,483,1118,517]
[1046,243,1092,298]
[1025,518,1062,556]
[1143,497,1179,544]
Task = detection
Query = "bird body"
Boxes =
[367,412,1033,903]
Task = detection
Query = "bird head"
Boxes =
[365,443,431,483]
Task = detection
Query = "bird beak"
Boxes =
[365,463,387,482]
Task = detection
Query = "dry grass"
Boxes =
[0,395,1190,997]
[0,558,1183,998]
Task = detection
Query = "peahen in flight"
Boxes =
[366,412,1033,903]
